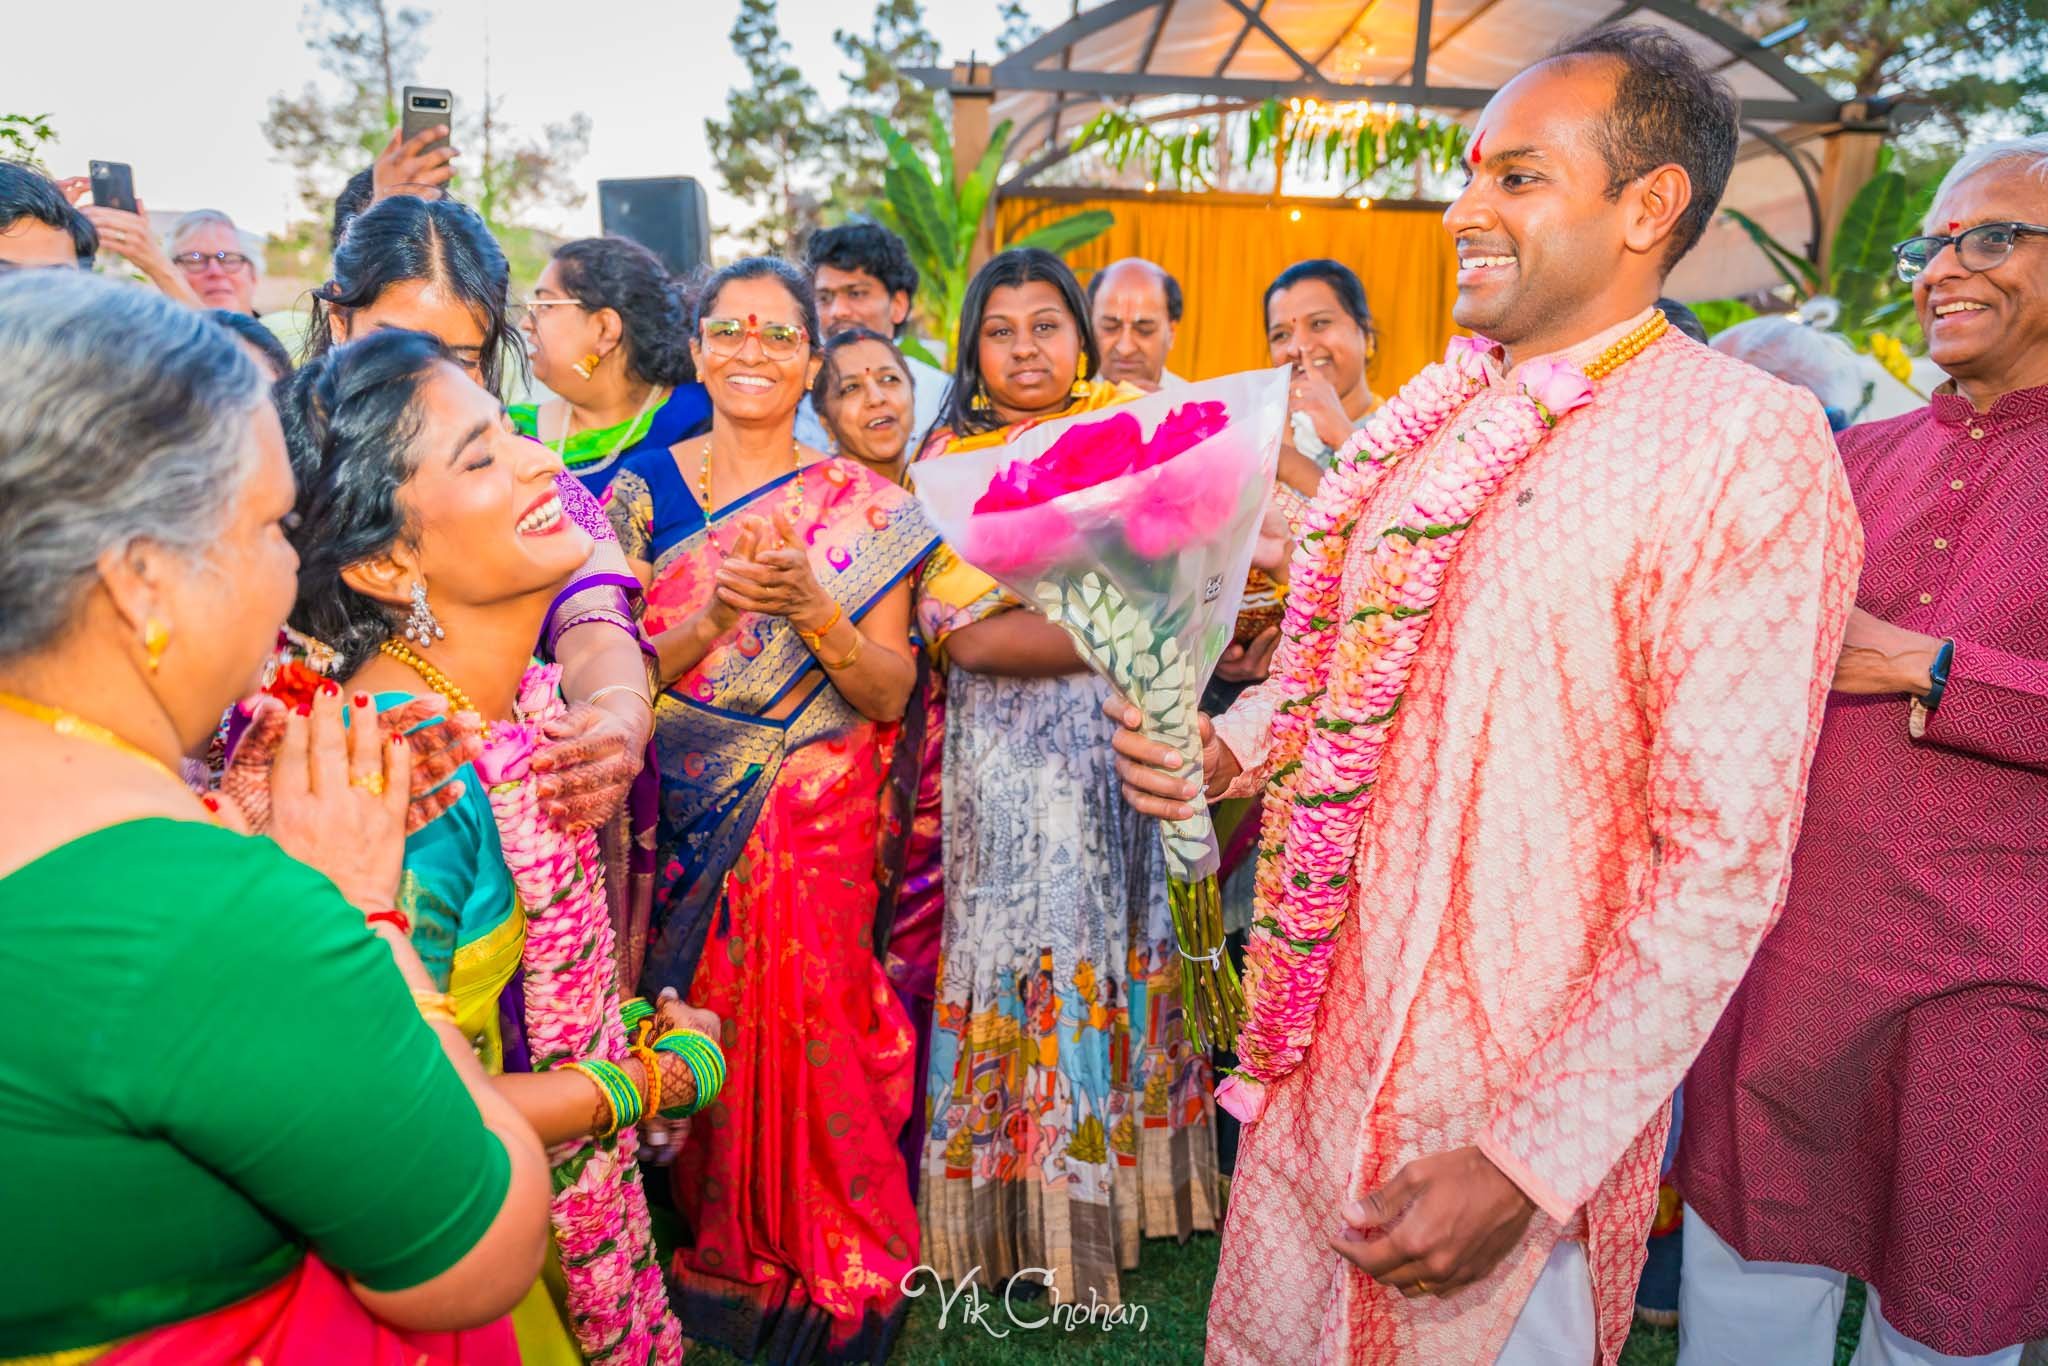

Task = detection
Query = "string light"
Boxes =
[1288,208,1303,222]
[1356,196,1373,209]
[1144,179,1157,193]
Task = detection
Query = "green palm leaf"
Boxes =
[1724,207,1823,293]
[1013,208,1115,257]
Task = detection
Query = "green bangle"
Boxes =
[619,998,654,1034]
[652,1029,726,1118]
[569,1058,643,1136]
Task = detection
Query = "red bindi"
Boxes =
[1470,131,1485,165]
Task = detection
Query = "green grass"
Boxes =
[677,1233,1870,1364]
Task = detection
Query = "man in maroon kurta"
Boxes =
[1678,137,2048,1363]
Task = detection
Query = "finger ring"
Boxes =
[1414,1280,1433,1296]
[350,772,387,796]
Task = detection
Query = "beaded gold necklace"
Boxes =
[696,439,806,557]
[378,638,501,740]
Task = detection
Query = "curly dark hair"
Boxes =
[278,329,449,674]
[804,220,919,334]
[553,236,697,387]
[1550,25,1739,270]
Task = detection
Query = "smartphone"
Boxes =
[401,86,454,154]
[89,160,137,214]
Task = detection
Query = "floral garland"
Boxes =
[1217,335,1599,1124]
[479,664,682,1366]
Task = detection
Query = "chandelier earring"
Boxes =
[1071,351,1091,399]
[404,581,445,648]
[970,383,993,415]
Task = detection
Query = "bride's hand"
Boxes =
[265,685,413,911]
[220,694,479,835]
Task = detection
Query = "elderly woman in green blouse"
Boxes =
[0,271,551,1362]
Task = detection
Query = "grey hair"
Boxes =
[1710,316,1866,413]
[1925,134,2048,231]
[0,271,266,661]
[168,207,261,278]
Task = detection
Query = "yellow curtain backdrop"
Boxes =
[995,192,1462,394]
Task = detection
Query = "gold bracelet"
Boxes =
[585,682,653,715]
[630,1044,663,1119]
[819,629,864,671]
[797,602,844,650]
[412,990,459,1029]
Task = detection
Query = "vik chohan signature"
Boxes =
[899,1264,1151,1338]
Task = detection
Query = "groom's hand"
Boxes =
[1330,1146,1538,1298]
[1103,697,1237,817]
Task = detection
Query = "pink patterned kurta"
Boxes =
[1206,313,1863,1365]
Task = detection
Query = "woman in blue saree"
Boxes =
[605,258,936,1363]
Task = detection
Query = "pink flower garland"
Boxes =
[480,664,682,1366]
[1217,338,1593,1124]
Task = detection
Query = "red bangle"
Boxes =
[366,909,412,936]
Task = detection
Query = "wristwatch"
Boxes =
[1907,638,1956,740]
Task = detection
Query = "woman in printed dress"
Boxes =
[914,248,1220,1309]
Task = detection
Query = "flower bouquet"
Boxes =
[912,368,1290,1048]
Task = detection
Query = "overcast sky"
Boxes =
[6,0,1070,238]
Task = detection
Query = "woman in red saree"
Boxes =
[604,260,935,1363]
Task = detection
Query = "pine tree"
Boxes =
[830,0,944,214]
[706,0,835,256]
[998,1,1040,55]
[262,0,430,217]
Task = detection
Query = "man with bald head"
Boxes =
[1679,135,2048,1366]
[1087,257,1182,391]
[1106,25,1859,1364]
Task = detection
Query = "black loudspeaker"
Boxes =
[597,177,712,276]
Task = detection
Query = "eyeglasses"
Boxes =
[1892,222,2048,282]
[172,250,253,274]
[700,314,808,360]
[514,296,583,325]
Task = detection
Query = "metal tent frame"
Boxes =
[909,0,1921,288]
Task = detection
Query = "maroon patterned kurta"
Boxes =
[1680,384,2048,1356]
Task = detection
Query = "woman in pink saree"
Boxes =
[603,260,936,1363]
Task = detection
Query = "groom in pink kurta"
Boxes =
[1113,30,1862,1366]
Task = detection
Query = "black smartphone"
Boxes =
[401,86,454,154]
[89,160,137,214]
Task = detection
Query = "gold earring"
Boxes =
[143,619,170,674]
[573,351,601,380]
[970,384,993,415]
[1071,352,1091,399]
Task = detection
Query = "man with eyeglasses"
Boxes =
[0,161,96,272]
[1679,133,2048,1366]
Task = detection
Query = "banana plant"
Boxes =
[1709,146,1933,350]
[870,111,1114,363]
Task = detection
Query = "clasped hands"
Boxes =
[706,509,835,636]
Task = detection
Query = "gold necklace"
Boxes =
[1581,312,1670,381]
[697,438,806,557]
[0,690,188,787]
[378,638,495,739]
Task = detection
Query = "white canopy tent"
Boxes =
[913,0,1919,300]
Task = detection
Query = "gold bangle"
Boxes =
[630,1044,662,1120]
[413,990,459,1029]
[797,602,844,650]
[819,630,864,671]
[585,683,653,715]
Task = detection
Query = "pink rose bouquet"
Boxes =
[913,370,1289,1047]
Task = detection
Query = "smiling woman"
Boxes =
[1263,258,1381,494]
[599,255,938,1362]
